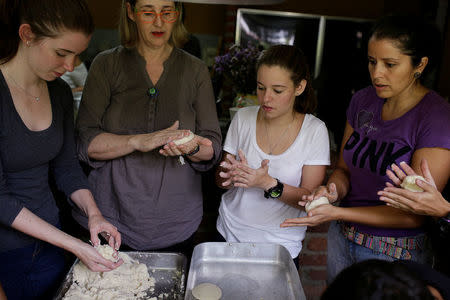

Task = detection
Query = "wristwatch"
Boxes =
[264,178,284,199]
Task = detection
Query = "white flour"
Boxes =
[63,245,155,300]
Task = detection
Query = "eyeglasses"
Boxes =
[135,9,179,24]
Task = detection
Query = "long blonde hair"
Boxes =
[119,0,189,48]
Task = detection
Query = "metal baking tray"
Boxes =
[54,251,186,300]
[185,242,305,300]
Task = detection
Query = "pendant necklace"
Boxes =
[6,73,43,101]
[264,116,295,155]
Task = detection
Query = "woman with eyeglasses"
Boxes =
[75,0,222,257]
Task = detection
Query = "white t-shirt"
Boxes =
[61,62,88,89]
[217,106,330,257]
[61,62,88,110]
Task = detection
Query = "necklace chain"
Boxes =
[264,116,295,155]
[5,72,43,101]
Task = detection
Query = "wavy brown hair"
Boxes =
[0,0,94,64]
[256,45,317,114]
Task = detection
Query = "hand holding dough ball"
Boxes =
[172,131,195,145]
[95,244,119,263]
[192,283,222,300]
[305,196,330,213]
[400,175,425,192]
[63,245,154,300]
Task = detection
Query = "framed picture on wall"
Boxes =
[236,9,321,77]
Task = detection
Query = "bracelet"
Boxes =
[185,144,200,157]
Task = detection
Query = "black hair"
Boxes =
[0,0,94,64]
[256,44,317,114]
[370,15,442,86]
[321,259,435,300]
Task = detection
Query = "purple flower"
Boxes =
[212,42,262,95]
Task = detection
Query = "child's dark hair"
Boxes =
[256,45,317,114]
[0,0,94,64]
[370,15,442,86]
[321,259,435,300]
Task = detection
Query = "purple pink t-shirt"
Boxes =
[342,86,450,237]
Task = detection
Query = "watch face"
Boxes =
[270,188,282,198]
[264,179,283,199]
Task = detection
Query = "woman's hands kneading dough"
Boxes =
[280,183,339,227]
[378,160,450,217]
[128,121,187,153]
[300,183,338,208]
[127,121,213,162]
[305,196,330,213]
[158,124,214,162]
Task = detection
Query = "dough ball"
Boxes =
[192,283,222,300]
[95,244,119,262]
[173,131,195,145]
[305,196,329,213]
[400,175,425,192]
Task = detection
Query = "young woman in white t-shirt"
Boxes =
[216,45,330,267]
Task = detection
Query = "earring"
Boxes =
[414,72,421,79]
[26,40,30,47]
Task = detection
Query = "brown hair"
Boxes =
[119,0,189,48]
[0,0,94,64]
[256,45,317,114]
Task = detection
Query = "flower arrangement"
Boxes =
[213,42,262,100]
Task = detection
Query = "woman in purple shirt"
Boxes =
[281,15,450,283]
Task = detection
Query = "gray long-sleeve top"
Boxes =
[0,73,90,253]
[75,46,222,250]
